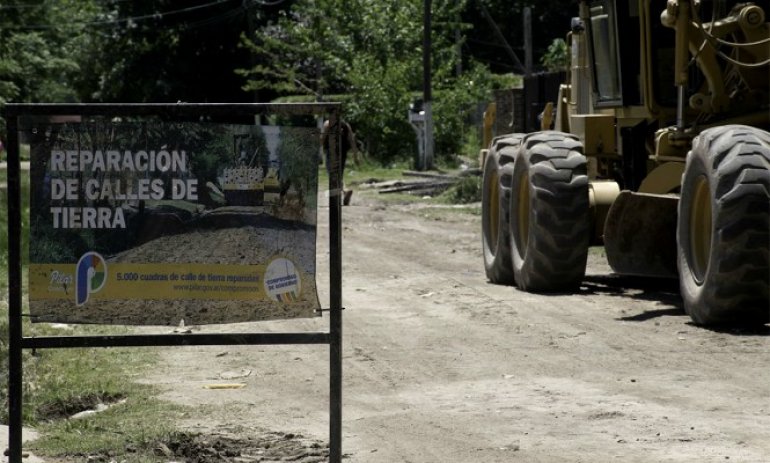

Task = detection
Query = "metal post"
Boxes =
[674,0,691,132]
[327,110,343,463]
[7,115,24,463]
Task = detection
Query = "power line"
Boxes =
[0,0,133,10]
[0,1,50,10]
[252,0,290,6]
[4,0,238,30]
[0,3,44,9]
[183,3,247,30]
[475,0,525,73]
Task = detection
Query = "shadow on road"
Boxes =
[578,275,770,336]
[616,308,684,321]
[581,274,683,309]
[687,322,770,336]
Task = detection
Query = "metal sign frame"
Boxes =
[3,103,344,463]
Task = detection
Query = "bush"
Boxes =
[541,38,569,72]
[433,64,493,161]
[441,175,481,204]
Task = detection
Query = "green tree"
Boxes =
[0,0,96,104]
[0,0,263,109]
[240,0,494,163]
[541,38,569,72]
[276,127,319,208]
[75,0,256,103]
[0,0,103,138]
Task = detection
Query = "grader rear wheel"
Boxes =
[510,131,590,292]
[677,125,770,326]
[481,134,523,284]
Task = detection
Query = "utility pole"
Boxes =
[524,6,533,78]
[422,0,434,171]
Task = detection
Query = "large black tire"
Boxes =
[677,125,770,326]
[509,131,590,291]
[481,134,524,284]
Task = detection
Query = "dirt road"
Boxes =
[142,190,770,462]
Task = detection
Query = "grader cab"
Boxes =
[481,0,770,325]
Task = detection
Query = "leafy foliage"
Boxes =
[440,175,482,204]
[240,0,496,163]
[276,127,319,208]
[0,0,100,137]
[541,38,569,72]
[78,0,256,103]
[0,1,95,104]
[0,0,576,163]
[0,0,261,111]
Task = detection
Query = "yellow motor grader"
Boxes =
[481,0,770,325]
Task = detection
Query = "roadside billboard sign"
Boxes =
[4,103,345,463]
[23,113,321,325]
